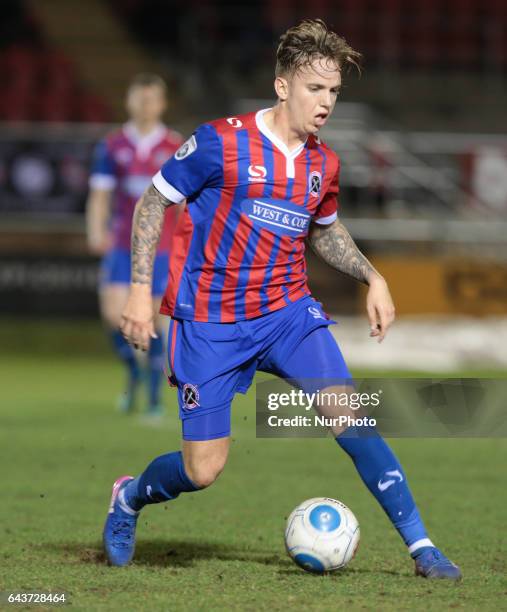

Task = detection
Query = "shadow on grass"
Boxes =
[43,539,292,570]
[41,539,404,577]
[277,566,404,578]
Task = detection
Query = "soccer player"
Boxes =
[103,21,461,579]
[86,73,183,416]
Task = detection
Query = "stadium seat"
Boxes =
[77,93,110,123]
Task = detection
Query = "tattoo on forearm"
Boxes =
[308,219,376,284]
[131,184,170,284]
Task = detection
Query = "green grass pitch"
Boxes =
[0,321,506,610]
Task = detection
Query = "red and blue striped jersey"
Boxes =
[153,109,340,322]
[90,122,183,251]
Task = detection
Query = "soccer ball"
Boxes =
[285,497,360,573]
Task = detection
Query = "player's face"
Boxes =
[285,57,341,135]
[126,85,166,124]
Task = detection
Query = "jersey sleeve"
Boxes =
[152,124,223,204]
[312,160,340,225]
[89,140,117,190]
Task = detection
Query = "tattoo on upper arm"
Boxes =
[308,219,376,284]
[131,184,170,284]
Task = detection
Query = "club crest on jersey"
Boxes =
[226,117,243,128]
[308,171,322,197]
[175,135,197,160]
[248,165,267,182]
[183,383,200,410]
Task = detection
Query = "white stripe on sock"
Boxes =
[118,488,139,516]
[408,538,434,554]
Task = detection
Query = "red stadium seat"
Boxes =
[77,93,110,123]
[35,90,74,122]
[1,89,32,121]
[3,45,39,84]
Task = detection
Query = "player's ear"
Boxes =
[274,76,289,101]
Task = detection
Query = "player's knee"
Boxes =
[185,456,227,489]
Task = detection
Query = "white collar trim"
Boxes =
[123,122,167,159]
[255,108,306,178]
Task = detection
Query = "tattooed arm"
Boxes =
[308,218,378,285]
[308,219,395,342]
[121,184,173,350]
[131,184,170,285]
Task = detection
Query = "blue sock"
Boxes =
[336,426,430,554]
[147,332,164,408]
[110,329,140,380]
[123,451,199,511]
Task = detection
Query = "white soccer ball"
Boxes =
[285,497,360,573]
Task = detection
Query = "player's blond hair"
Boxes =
[275,19,361,77]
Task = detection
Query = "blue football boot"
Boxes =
[414,546,462,580]
[103,476,139,566]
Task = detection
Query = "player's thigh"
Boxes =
[99,284,130,328]
[269,326,357,435]
[98,249,131,327]
[271,325,352,388]
[170,318,256,438]
[182,435,230,488]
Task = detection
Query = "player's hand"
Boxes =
[120,284,157,351]
[366,275,395,343]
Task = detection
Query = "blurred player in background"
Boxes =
[103,21,461,580]
[86,73,183,416]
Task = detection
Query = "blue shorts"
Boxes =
[167,295,352,441]
[99,248,169,296]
